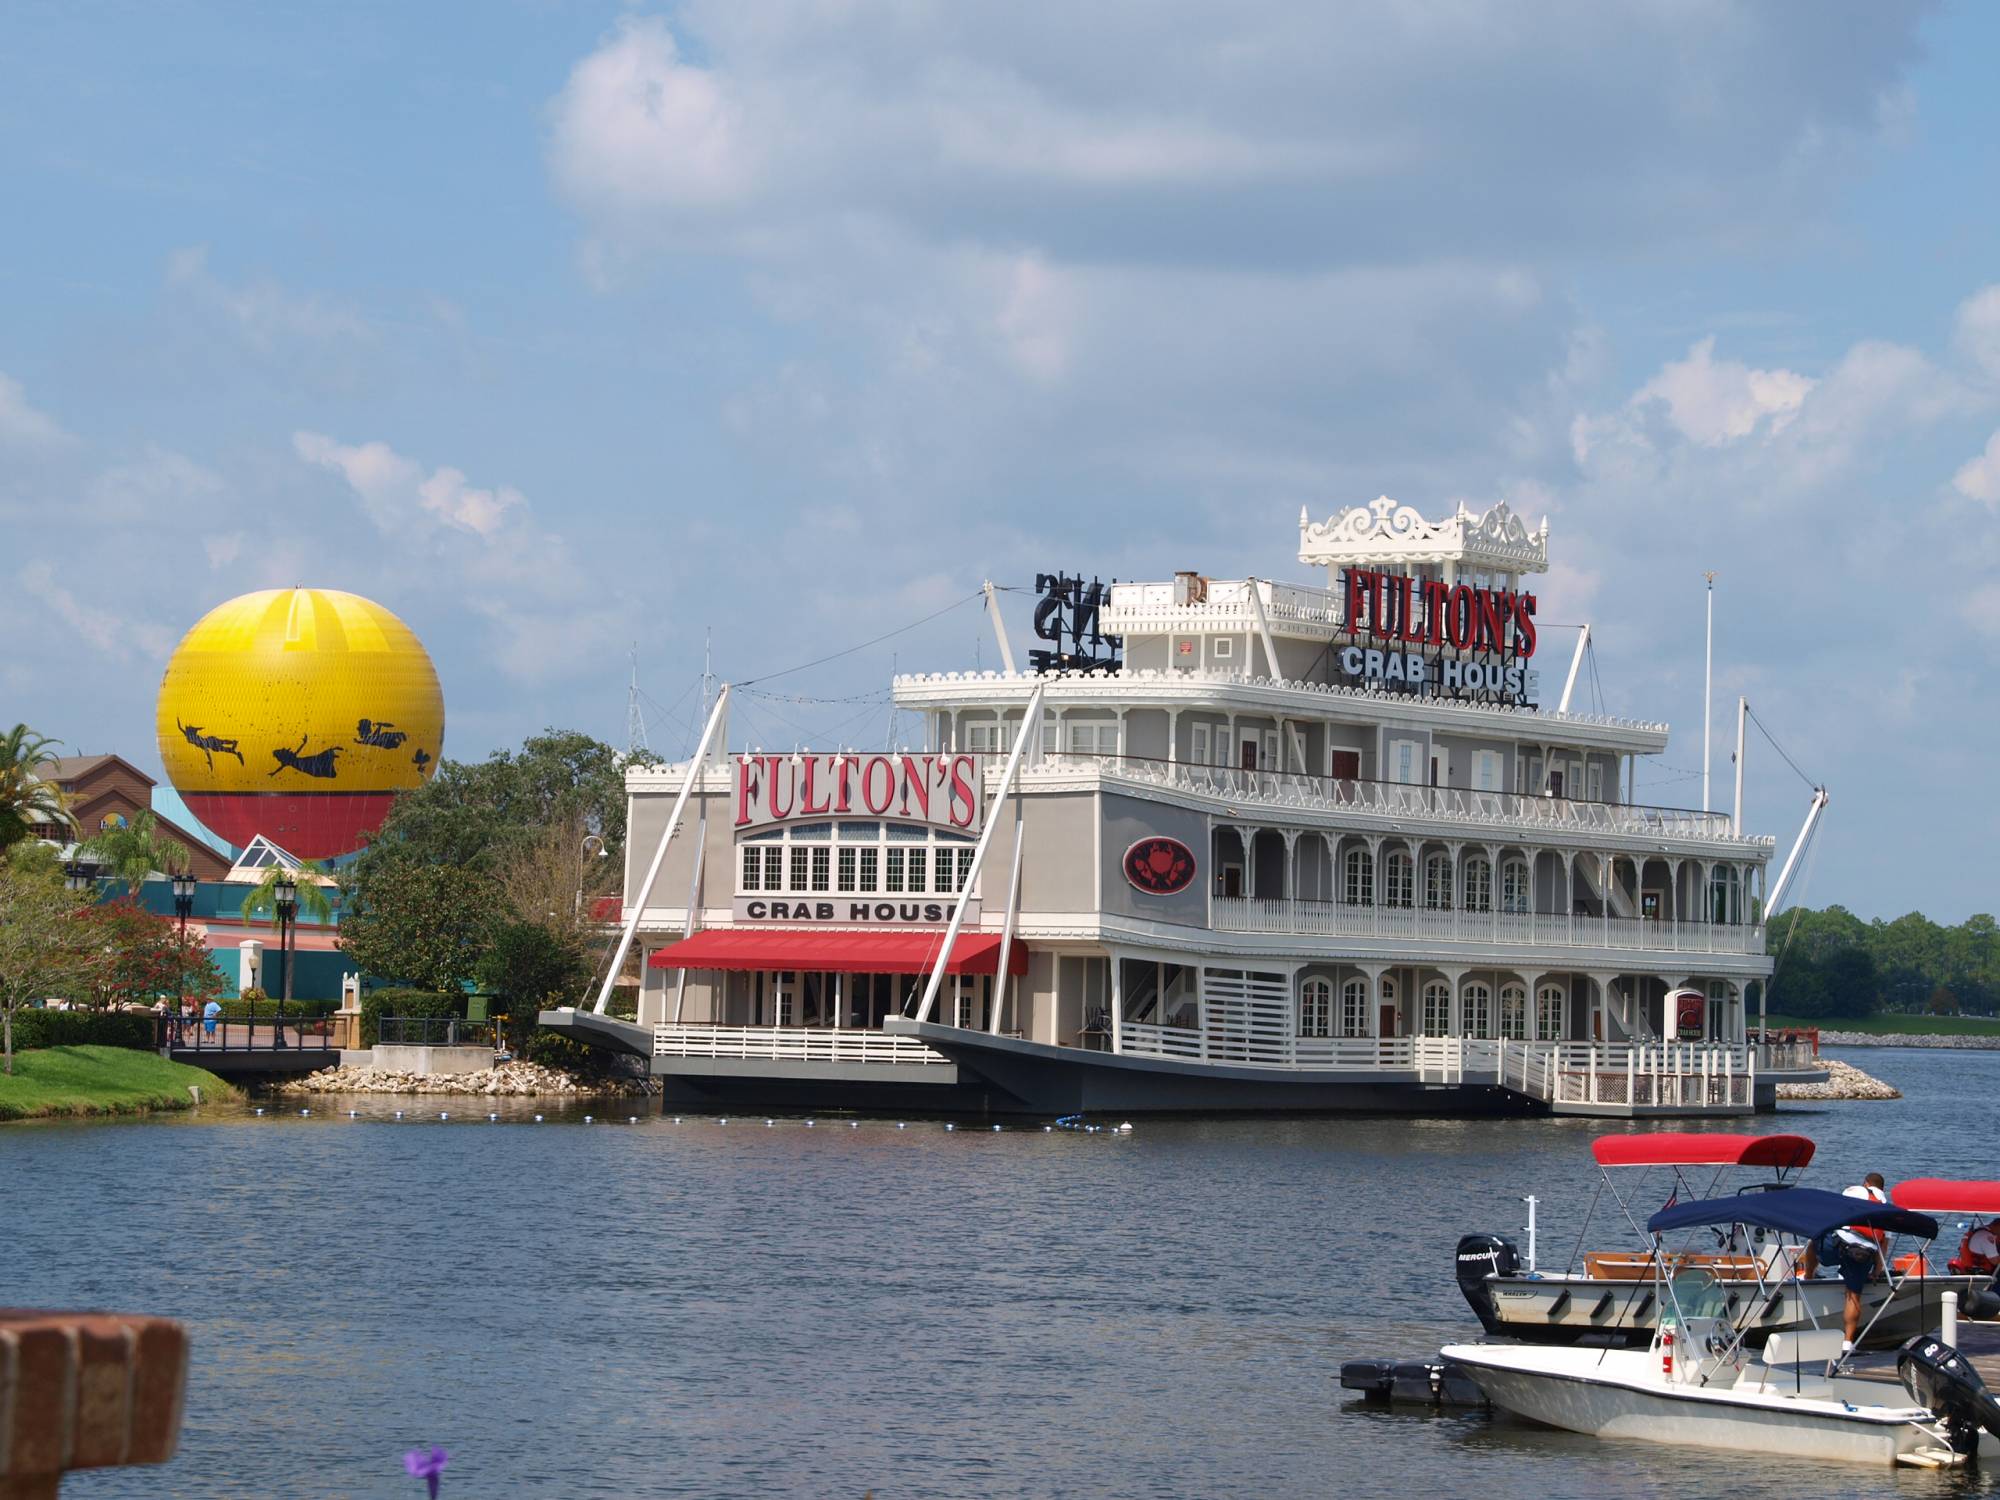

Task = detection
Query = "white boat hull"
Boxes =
[1442,1344,1957,1465]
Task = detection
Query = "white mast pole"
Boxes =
[988,788,1026,1035]
[594,684,731,1015]
[1765,788,1828,916]
[1557,624,1591,714]
[1246,580,1309,771]
[669,793,707,1025]
[982,581,1018,675]
[913,681,1045,1025]
[1732,696,1748,836]
[1702,573,1715,812]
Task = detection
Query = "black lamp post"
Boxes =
[171,872,196,1039]
[64,859,91,895]
[273,874,297,1049]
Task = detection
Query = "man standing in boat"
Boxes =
[1801,1171,1891,1352]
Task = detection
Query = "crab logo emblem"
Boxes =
[1123,836,1196,896]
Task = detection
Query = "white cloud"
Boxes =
[1628,337,1815,446]
[203,532,246,570]
[548,17,758,220]
[1954,430,2000,506]
[16,560,174,663]
[1956,285,2000,383]
[166,246,371,349]
[82,446,225,523]
[0,372,72,448]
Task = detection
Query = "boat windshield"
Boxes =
[1666,1266,1730,1323]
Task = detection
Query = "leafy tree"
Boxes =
[0,863,90,1072]
[0,724,77,850]
[339,862,495,993]
[239,860,338,1004]
[477,921,593,1049]
[77,808,190,897]
[73,901,226,1009]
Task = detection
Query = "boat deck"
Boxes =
[1845,1319,2000,1388]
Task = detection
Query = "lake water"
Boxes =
[11,1047,2000,1499]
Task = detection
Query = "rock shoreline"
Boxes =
[1776,1057,1901,1102]
[1816,1029,2000,1050]
[273,1061,654,1098]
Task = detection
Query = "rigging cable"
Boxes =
[1744,703,1818,792]
[736,592,985,689]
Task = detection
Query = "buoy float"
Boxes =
[584,1115,594,1123]
[944,1122,955,1132]
[488,1113,497,1121]
[533,1114,544,1122]
[992,1124,1002,1131]
[628,1116,638,1124]
[253,1107,264,1116]
[300,1109,309,1117]
[440,1112,449,1120]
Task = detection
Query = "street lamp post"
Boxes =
[273,874,297,1050]
[65,860,92,895]
[171,872,196,1044]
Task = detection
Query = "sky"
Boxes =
[3,1,1998,922]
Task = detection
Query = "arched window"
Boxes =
[1339,979,1369,1038]
[1421,981,1451,1037]
[1500,857,1531,914]
[1462,982,1492,1039]
[1343,847,1375,905]
[1499,984,1527,1040]
[1536,983,1566,1041]
[1423,853,1453,911]
[1463,856,1492,913]
[1299,977,1332,1039]
[1384,850,1414,909]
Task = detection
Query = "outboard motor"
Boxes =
[1456,1234,1521,1336]
[1899,1335,2000,1457]
[1968,1271,2000,1322]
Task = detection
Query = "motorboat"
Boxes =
[1894,1178,2000,1316]
[1445,1188,2000,1466]
[1457,1133,1988,1349]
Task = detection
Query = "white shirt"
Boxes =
[1969,1227,1999,1261]
[1835,1183,1886,1251]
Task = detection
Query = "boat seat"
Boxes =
[1762,1329,1846,1367]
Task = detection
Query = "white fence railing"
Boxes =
[1038,753,1759,845]
[652,1024,950,1066]
[1209,897,1764,955]
[1110,1028,1752,1091]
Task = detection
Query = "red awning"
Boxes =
[1590,1133,1816,1169]
[646,929,1028,976]
[1892,1179,2000,1215]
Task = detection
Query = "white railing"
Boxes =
[652,1024,951,1066]
[1757,1040,1820,1072]
[1044,754,1749,843]
[1110,1027,1752,1105]
[1210,896,1764,955]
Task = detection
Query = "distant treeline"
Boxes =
[1765,906,2000,1020]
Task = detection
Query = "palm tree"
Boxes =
[0,724,77,849]
[241,859,336,1007]
[77,808,190,901]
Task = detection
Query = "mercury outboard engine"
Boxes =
[1456,1234,1520,1336]
[1899,1335,2000,1457]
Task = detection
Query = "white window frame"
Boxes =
[1463,856,1492,913]
[1212,636,1235,661]
[1339,979,1369,1038]
[1390,738,1422,785]
[1384,850,1414,909]
[1422,853,1452,911]
[1473,750,1502,793]
[1536,984,1566,1041]
[1343,848,1374,905]
[1421,981,1450,1038]
[1299,977,1332,1039]
[1500,857,1531,914]
[1462,983,1492,1040]
[1191,723,1211,765]
[1499,984,1527,1040]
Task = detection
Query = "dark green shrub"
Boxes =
[10,1009,159,1052]
[358,988,463,1047]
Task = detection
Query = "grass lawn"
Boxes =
[0,1045,235,1122]
[1763,1013,2000,1036]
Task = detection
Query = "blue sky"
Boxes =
[4,2,1998,921]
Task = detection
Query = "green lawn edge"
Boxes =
[1763,1013,2000,1036]
[0,1045,238,1122]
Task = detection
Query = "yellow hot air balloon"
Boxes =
[156,588,444,857]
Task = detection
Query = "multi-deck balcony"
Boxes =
[1210,897,1763,955]
[1032,751,1771,853]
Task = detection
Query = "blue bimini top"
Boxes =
[1647,1186,1938,1242]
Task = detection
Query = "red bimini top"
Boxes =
[1590,1133,1817,1170]
[1892,1179,2000,1215]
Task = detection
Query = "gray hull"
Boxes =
[887,1022,1545,1117]
[1481,1272,1990,1351]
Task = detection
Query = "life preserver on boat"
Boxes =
[1893,1252,1928,1277]
[1839,1183,1891,1255]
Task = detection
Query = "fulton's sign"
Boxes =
[735,753,982,833]
[1337,566,1541,705]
